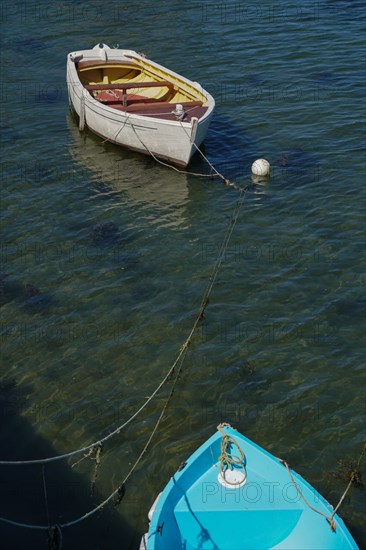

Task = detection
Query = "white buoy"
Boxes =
[251,158,270,176]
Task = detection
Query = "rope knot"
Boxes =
[47,524,62,550]
[329,518,337,532]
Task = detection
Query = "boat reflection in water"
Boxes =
[67,113,190,229]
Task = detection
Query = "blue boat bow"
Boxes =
[144,424,358,549]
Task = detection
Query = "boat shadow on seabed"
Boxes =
[0,379,137,550]
[67,112,191,226]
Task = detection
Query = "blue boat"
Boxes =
[142,424,358,549]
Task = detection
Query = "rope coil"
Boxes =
[217,423,246,486]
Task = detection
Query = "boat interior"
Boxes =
[76,59,209,121]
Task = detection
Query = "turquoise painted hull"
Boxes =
[145,426,358,549]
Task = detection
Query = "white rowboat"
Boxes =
[66,44,215,167]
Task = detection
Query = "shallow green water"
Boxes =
[1,1,365,548]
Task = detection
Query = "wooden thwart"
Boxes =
[85,81,174,91]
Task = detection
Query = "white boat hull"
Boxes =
[66,45,214,167]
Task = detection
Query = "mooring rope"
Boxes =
[0,133,247,469]
[0,106,363,542]
[48,525,62,550]
[330,444,365,519]
[0,135,249,534]
[178,121,242,192]
[0,355,187,467]
[280,459,337,531]
[280,442,366,532]
[129,122,222,179]
[0,351,187,532]
[97,111,222,180]
[41,465,50,527]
